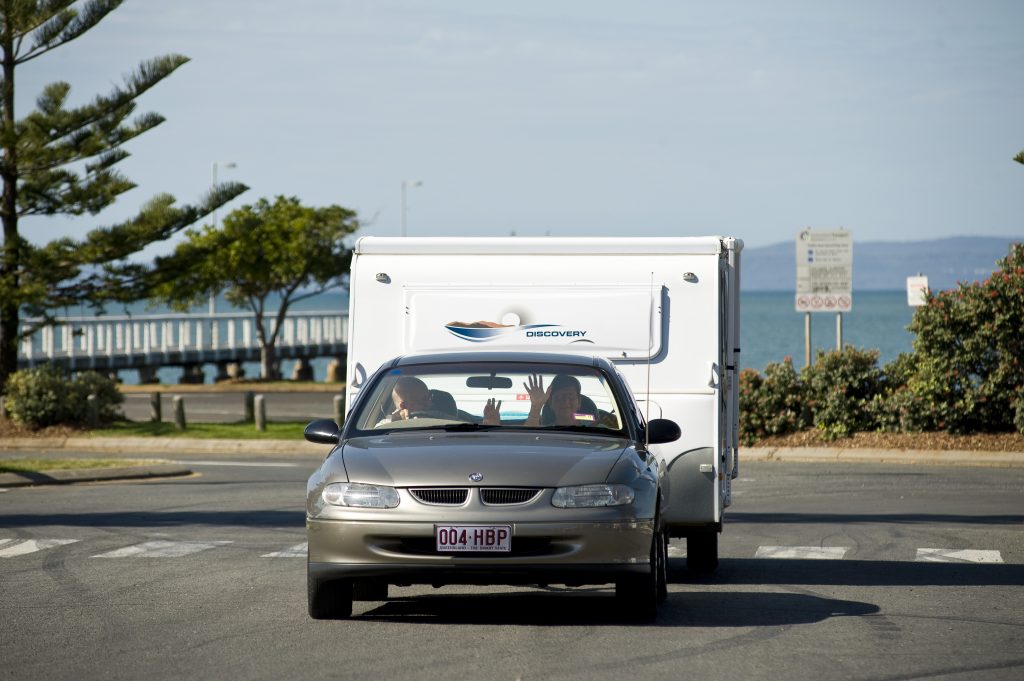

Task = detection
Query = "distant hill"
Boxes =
[742,236,1019,291]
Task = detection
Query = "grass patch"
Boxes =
[90,420,309,440]
[0,458,151,473]
[118,381,344,394]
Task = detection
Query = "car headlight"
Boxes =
[551,484,634,508]
[322,482,400,508]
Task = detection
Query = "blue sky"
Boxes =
[19,0,1024,256]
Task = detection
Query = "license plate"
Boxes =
[435,525,512,552]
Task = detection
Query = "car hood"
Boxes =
[338,431,631,488]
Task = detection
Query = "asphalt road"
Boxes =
[120,390,340,423]
[1,460,1022,681]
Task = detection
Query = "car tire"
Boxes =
[353,579,389,601]
[615,533,658,622]
[686,531,719,574]
[308,575,354,619]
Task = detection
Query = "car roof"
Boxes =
[390,350,610,370]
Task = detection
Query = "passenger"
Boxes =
[385,376,432,422]
[482,398,502,425]
[524,373,588,426]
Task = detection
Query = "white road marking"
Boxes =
[92,540,232,558]
[755,545,851,560]
[916,548,1003,564]
[262,542,307,558]
[0,538,79,557]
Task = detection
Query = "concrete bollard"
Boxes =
[243,391,255,423]
[254,394,266,432]
[86,394,99,428]
[333,395,344,428]
[173,395,186,430]
[150,392,162,423]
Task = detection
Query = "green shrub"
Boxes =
[906,243,1024,433]
[74,371,125,424]
[801,347,883,440]
[1015,387,1024,435]
[870,352,928,432]
[5,364,123,429]
[739,358,809,445]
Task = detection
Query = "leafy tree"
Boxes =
[150,196,359,379]
[1015,150,1024,165]
[0,0,248,395]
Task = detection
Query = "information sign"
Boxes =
[795,229,853,312]
[906,275,929,307]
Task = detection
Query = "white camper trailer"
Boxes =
[345,236,742,572]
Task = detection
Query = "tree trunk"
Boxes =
[0,37,19,394]
[259,343,279,380]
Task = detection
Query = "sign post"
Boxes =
[795,229,853,366]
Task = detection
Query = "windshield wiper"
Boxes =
[543,425,623,436]
[440,422,503,432]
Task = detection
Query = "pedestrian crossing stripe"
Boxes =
[261,543,307,558]
[0,538,78,558]
[915,548,1003,564]
[0,538,1013,562]
[92,540,232,558]
[755,546,851,560]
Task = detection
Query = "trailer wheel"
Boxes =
[686,531,719,574]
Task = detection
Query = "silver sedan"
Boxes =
[304,351,681,620]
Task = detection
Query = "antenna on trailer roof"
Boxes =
[646,271,654,446]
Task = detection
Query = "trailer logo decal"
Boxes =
[445,320,589,343]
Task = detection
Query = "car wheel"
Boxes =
[308,575,354,619]
[686,531,719,574]
[353,579,388,601]
[615,533,658,622]
[656,529,669,603]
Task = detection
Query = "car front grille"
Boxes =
[480,488,542,505]
[410,488,469,505]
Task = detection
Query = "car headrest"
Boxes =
[429,389,458,417]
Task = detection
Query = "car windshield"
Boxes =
[350,361,626,436]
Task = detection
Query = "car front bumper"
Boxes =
[307,518,654,585]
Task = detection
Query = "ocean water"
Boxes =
[741,290,916,372]
[96,290,917,384]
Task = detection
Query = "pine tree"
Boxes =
[0,0,247,393]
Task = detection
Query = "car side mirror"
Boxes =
[304,419,341,445]
[646,418,681,445]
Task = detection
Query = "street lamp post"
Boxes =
[210,161,237,315]
[401,180,423,237]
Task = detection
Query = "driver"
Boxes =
[385,376,432,422]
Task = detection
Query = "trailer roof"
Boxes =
[355,236,741,255]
